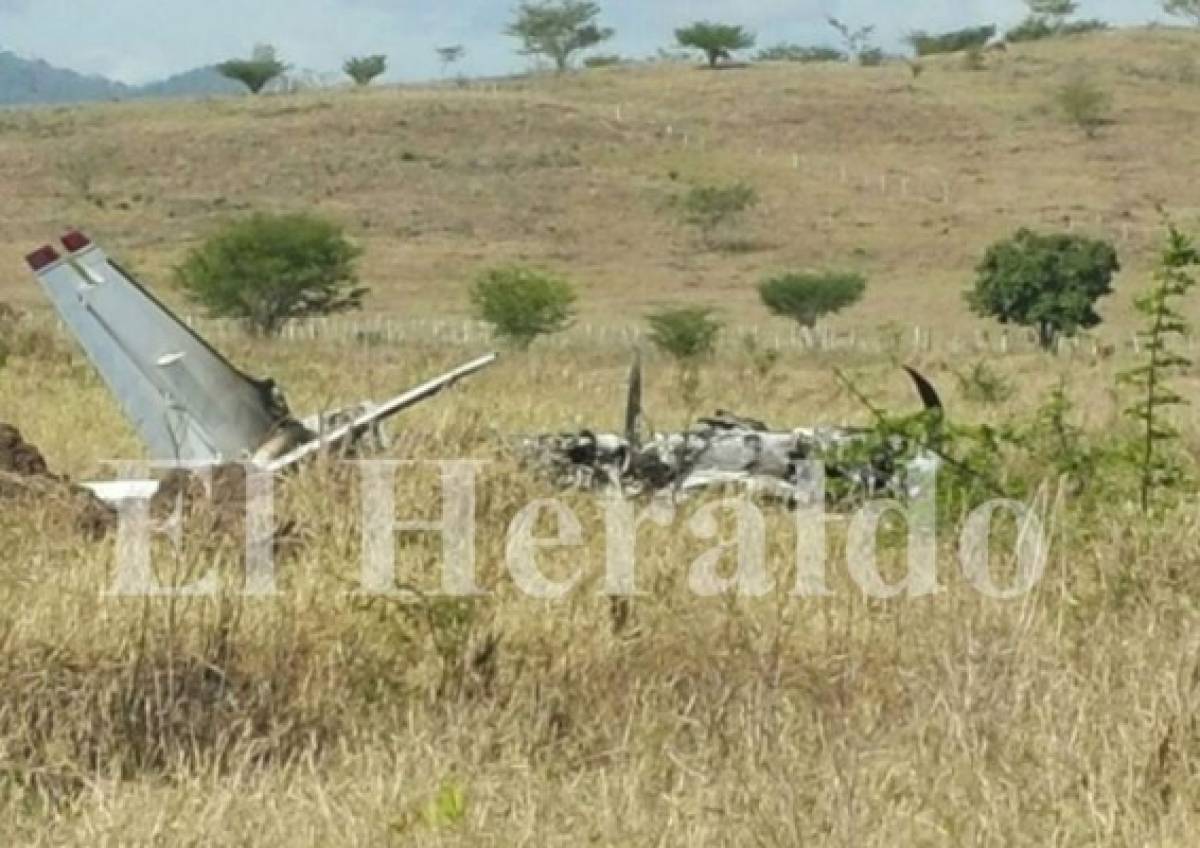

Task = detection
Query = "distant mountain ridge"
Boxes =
[0,50,248,105]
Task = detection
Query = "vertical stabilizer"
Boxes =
[26,233,293,463]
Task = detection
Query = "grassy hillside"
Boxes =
[3,27,1199,337]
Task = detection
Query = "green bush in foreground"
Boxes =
[470,266,577,349]
[758,271,866,328]
[176,212,366,336]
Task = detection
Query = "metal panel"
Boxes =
[31,235,289,463]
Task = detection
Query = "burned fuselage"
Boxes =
[519,364,945,506]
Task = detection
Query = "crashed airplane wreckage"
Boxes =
[519,358,946,506]
[24,231,496,505]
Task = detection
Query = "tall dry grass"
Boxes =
[0,322,1198,845]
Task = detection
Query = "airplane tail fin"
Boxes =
[26,232,299,464]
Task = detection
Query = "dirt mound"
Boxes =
[1,425,302,550]
[0,423,51,478]
[0,423,117,540]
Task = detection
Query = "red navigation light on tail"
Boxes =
[25,246,60,271]
[61,231,92,253]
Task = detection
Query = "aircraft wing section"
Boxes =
[265,353,497,472]
[26,232,290,463]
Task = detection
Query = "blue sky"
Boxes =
[0,0,1172,84]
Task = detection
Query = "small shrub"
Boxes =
[344,55,387,86]
[646,307,722,361]
[1006,16,1108,42]
[755,44,846,63]
[176,212,366,335]
[1054,76,1112,137]
[217,44,287,94]
[740,333,780,380]
[676,181,759,248]
[583,54,624,68]
[953,361,1015,405]
[908,25,996,56]
[647,307,723,411]
[470,266,576,350]
[758,271,866,328]
[1058,19,1110,35]
[966,228,1120,350]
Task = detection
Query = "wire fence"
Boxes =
[158,313,1158,360]
[15,302,1170,360]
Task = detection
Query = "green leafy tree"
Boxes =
[758,271,867,328]
[677,181,759,248]
[966,228,1120,350]
[1119,222,1200,513]
[470,266,577,349]
[1054,76,1112,138]
[506,1,614,72]
[1163,0,1200,24]
[674,22,756,67]
[176,213,366,335]
[344,55,387,86]
[217,44,287,94]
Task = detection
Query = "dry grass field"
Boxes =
[1,26,1200,847]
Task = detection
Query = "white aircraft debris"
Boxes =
[519,356,946,506]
